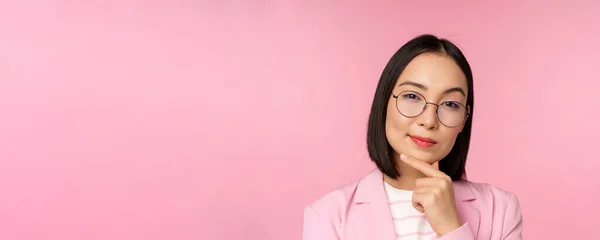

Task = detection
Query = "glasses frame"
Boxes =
[392,90,470,128]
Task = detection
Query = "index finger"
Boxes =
[432,161,439,170]
[400,154,449,179]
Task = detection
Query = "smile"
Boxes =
[408,135,437,147]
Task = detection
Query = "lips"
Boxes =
[409,135,437,147]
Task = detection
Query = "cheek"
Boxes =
[385,103,410,141]
[438,129,462,152]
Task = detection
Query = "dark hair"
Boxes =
[367,34,474,181]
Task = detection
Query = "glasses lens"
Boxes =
[396,91,425,117]
[437,101,467,127]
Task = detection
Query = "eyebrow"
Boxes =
[398,80,466,97]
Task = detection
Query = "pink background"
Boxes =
[1,1,599,239]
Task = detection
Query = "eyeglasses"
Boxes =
[392,90,469,128]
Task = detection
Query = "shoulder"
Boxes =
[303,168,386,226]
[455,180,519,204]
[304,177,361,219]
[302,176,365,238]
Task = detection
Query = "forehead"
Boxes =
[397,53,468,91]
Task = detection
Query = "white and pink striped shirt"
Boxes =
[384,181,436,240]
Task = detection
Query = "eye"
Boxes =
[442,101,461,109]
[402,93,421,101]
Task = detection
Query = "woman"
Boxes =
[302,34,523,240]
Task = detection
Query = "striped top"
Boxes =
[384,181,436,240]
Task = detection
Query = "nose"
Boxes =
[416,102,439,130]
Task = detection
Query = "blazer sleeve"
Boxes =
[302,206,340,240]
[440,192,524,240]
[437,223,475,240]
[501,193,524,239]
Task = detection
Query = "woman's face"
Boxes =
[385,52,469,164]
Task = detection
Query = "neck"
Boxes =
[383,154,428,191]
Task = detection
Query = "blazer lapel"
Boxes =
[348,169,481,240]
[453,181,480,238]
[350,169,396,240]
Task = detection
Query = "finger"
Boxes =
[400,154,448,179]
[411,193,425,213]
[413,187,439,197]
[415,205,424,213]
[432,161,439,170]
[416,177,450,189]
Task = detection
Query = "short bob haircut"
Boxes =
[367,34,474,181]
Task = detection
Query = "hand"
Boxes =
[400,154,462,237]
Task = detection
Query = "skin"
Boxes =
[383,52,470,237]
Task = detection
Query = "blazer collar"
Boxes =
[355,168,477,203]
[352,168,480,239]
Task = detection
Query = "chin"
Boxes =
[402,148,440,164]
[414,153,439,164]
[397,141,438,163]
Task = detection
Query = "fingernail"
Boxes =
[400,154,407,160]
